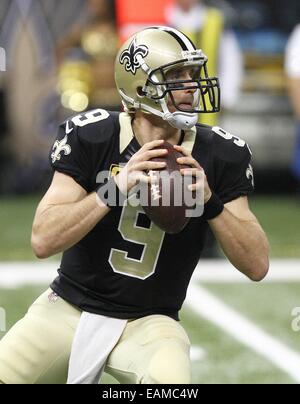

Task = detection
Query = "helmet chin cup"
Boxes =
[164,111,198,130]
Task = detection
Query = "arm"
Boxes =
[32,140,167,259]
[31,172,110,259]
[208,196,269,281]
[175,144,269,282]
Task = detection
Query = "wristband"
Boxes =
[202,192,224,220]
[96,176,127,209]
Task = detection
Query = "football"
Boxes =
[140,141,194,234]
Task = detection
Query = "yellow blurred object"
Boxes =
[80,28,120,107]
[243,53,286,93]
[81,30,118,59]
[57,26,120,110]
[61,90,89,112]
[58,60,92,112]
[183,8,224,126]
[69,93,89,112]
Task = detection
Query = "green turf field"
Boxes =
[0,283,299,384]
[0,195,300,384]
[0,195,61,261]
[0,195,299,260]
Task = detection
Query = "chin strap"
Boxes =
[163,111,198,130]
[160,97,198,130]
[118,89,198,130]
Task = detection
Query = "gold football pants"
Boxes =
[0,289,191,384]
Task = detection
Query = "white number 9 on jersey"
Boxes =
[71,109,110,127]
[212,126,246,148]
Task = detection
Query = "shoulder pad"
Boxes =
[195,123,215,144]
[61,109,120,145]
[210,126,251,164]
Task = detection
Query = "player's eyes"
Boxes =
[166,68,200,82]
[167,82,184,89]
[167,72,181,81]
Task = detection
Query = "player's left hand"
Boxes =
[174,145,212,204]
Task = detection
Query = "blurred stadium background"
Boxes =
[0,0,300,384]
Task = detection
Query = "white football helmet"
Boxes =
[115,26,220,130]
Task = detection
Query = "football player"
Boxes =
[0,26,269,384]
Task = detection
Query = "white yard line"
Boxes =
[0,262,58,288]
[190,346,206,362]
[0,260,299,287]
[193,259,300,283]
[1,260,300,380]
[186,283,300,383]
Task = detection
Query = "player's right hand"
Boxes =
[114,140,168,195]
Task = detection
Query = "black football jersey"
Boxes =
[49,109,254,320]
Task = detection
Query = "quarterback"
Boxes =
[0,26,269,384]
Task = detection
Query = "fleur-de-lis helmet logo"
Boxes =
[119,39,149,75]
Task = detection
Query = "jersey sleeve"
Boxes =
[49,120,92,192]
[212,129,255,204]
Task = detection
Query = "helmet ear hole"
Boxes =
[137,86,146,97]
